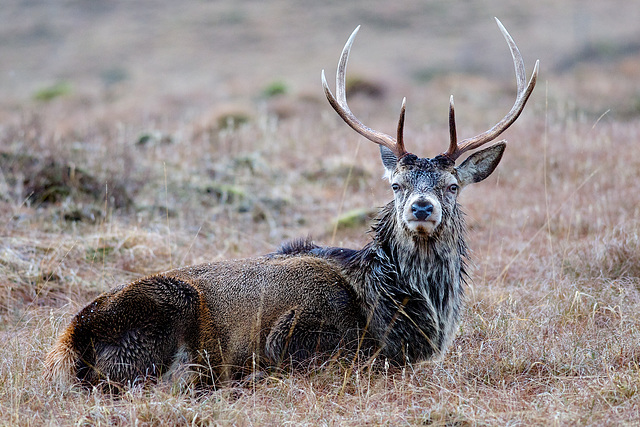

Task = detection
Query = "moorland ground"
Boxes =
[1,1,640,425]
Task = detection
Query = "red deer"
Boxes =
[45,19,538,388]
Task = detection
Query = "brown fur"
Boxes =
[45,255,367,386]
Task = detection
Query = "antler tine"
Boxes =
[322,26,408,158]
[446,95,457,158]
[396,97,407,155]
[443,18,539,161]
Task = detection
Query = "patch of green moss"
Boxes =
[262,81,288,98]
[332,208,377,230]
[33,82,72,102]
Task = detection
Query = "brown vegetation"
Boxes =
[1,1,640,424]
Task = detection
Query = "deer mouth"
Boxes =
[406,218,440,235]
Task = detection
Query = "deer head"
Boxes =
[322,19,538,236]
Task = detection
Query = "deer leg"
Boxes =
[264,309,352,367]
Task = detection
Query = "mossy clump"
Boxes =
[136,131,174,146]
[262,81,288,98]
[345,76,385,98]
[201,183,247,204]
[33,82,72,102]
[332,208,377,230]
[216,112,251,130]
[0,152,132,209]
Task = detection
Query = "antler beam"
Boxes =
[322,26,408,159]
[443,18,539,161]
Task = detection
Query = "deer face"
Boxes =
[380,143,506,236]
[322,22,536,235]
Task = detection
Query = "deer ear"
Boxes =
[455,141,506,187]
[380,145,397,175]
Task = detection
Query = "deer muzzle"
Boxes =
[404,195,442,234]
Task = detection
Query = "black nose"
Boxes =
[411,200,433,221]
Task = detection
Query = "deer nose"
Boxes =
[411,200,434,221]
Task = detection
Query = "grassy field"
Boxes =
[2,1,640,425]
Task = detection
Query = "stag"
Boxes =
[45,19,538,387]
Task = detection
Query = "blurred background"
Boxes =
[1,0,639,124]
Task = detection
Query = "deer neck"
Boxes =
[371,202,467,298]
[330,202,468,361]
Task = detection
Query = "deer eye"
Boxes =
[447,183,459,194]
[391,183,401,192]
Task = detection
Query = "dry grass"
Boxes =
[2,1,640,425]
[2,107,640,426]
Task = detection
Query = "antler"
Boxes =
[443,18,539,161]
[322,26,408,159]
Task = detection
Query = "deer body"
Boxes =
[45,19,537,387]
[49,255,364,385]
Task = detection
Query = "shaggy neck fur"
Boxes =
[315,199,468,364]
